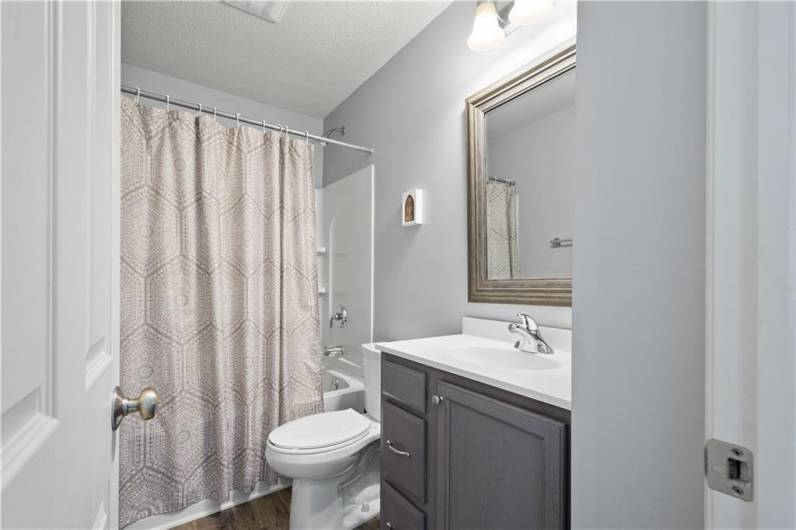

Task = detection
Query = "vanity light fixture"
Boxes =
[467,1,506,52]
[467,0,555,52]
[509,0,554,26]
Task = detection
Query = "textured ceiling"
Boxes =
[122,1,452,118]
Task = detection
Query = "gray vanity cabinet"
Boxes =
[380,353,570,530]
[434,381,567,529]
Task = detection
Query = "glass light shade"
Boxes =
[467,1,505,52]
[508,0,553,26]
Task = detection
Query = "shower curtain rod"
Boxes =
[121,85,374,154]
[489,176,516,185]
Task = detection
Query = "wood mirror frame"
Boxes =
[467,45,575,306]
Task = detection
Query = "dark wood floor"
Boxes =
[172,487,380,530]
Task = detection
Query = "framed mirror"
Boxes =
[467,45,575,305]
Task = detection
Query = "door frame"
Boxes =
[109,1,122,527]
[705,1,796,527]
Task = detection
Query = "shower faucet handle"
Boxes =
[112,386,160,431]
[329,306,349,328]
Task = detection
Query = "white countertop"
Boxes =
[375,320,571,410]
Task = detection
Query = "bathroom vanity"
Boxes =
[376,318,572,530]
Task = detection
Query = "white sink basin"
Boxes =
[375,319,572,410]
[441,346,560,371]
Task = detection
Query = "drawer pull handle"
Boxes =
[432,394,444,405]
[386,440,411,458]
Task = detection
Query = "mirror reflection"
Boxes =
[484,68,575,280]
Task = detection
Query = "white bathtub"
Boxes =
[323,369,365,412]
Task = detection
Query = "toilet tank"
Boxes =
[361,343,381,421]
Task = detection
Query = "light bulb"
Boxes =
[467,1,505,52]
[509,0,553,26]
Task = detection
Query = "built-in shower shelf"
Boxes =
[318,287,327,295]
[316,247,327,255]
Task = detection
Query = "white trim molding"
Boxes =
[705,2,796,528]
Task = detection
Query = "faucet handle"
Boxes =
[517,313,538,332]
[330,306,349,328]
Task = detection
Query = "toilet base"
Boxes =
[286,442,380,530]
[288,479,380,530]
[289,477,345,530]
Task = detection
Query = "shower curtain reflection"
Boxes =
[486,178,520,279]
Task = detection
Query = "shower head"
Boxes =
[324,126,346,138]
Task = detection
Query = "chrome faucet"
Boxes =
[508,313,554,354]
[323,345,344,358]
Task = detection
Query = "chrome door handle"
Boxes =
[386,440,411,458]
[112,386,159,431]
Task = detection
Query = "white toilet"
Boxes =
[266,344,382,530]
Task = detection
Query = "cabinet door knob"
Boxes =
[385,522,393,529]
[431,394,444,405]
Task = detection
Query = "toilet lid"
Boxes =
[268,409,371,451]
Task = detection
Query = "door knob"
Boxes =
[431,394,444,405]
[112,386,159,431]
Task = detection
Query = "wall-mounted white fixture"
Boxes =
[467,1,506,52]
[467,0,555,52]
[509,0,553,26]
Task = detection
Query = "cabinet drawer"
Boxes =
[382,358,426,413]
[382,401,426,502]
[381,481,425,530]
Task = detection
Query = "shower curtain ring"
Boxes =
[236,113,241,129]
[213,107,217,121]
[165,95,170,112]
[305,131,310,143]
[196,103,202,118]
[262,119,267,134]
[134,87,141,105]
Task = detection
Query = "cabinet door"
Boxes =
[434,381,567,530]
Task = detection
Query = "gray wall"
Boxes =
[572,2,706,528]
[121,64,324,186]
[323,1,576,341]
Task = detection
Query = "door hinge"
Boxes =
[705,438,753,502]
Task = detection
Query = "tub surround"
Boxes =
[375,317,572,410]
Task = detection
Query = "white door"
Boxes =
[705,1,796,528]
[1,2,122,528]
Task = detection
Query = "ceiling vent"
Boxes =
[222,1,291,24]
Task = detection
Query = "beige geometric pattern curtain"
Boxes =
[118,97,323,527]
[486,179,520,279]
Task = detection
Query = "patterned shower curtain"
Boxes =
[118,97,323,527]
[486,179,520,279]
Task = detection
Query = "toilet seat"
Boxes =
[268,409,372,455]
